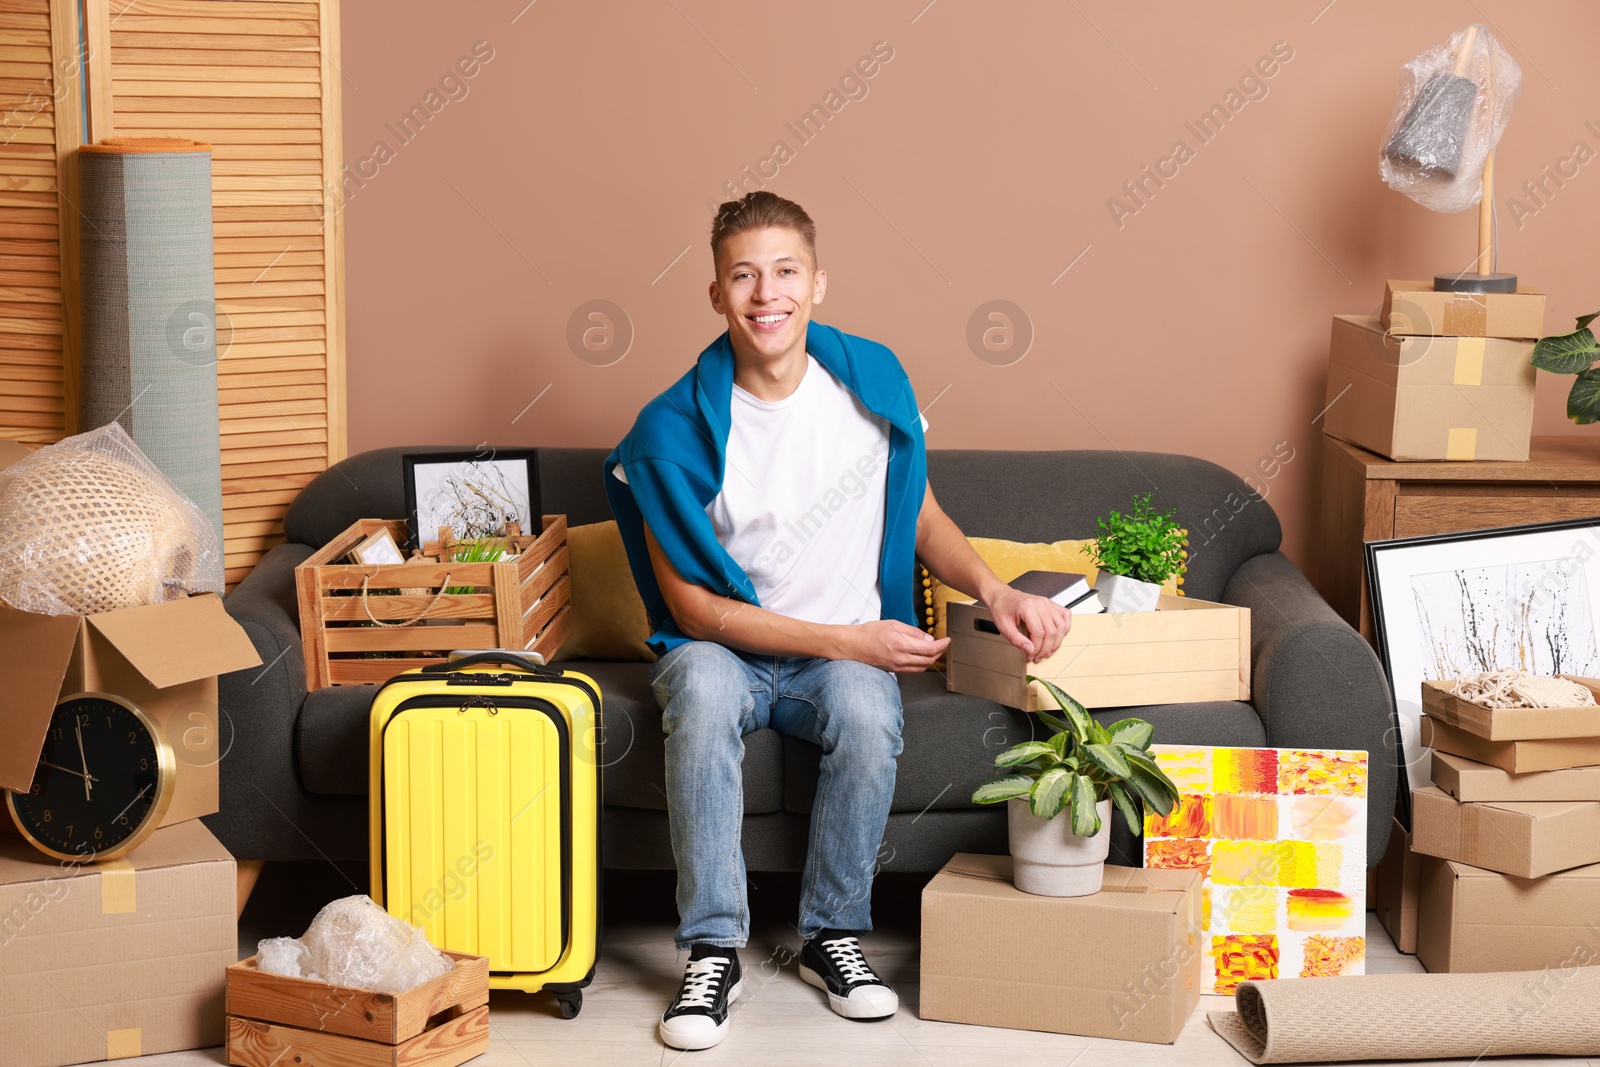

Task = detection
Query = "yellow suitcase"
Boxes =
[369,651,601,1017]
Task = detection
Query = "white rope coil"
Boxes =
[1448,669,1596,709]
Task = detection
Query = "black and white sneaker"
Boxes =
[799,930,898,1020]
[659,944,743,1050]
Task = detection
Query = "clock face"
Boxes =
[7,694,174,861]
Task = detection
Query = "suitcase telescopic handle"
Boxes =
[422,649,558,676]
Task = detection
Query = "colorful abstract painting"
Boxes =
[1143,745,1368,994]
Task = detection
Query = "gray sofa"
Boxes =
[204,446,1397,872]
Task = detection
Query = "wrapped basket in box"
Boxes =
[296,517,570,689]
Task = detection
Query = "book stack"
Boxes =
[1007,569,1104,615]
[1407,677,1600,973]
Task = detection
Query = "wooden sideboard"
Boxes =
[1318,435,1600,641]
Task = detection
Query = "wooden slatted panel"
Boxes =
[107,0,345,585]
[0,0,72,444]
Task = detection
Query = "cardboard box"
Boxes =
[1382,279,1547,339]
[0,819,236,1067]
[1432,750,1600,802]
[1416,855,1600,974]
[1421,677,1600,740]
[1411,786,1600,878]
[1422,715,1600,774]
[1373,815,1420,954]
[946,595,1249,710]
[919,853,1202,1044]
[0,594,261,830]
[1323,315,1536,462]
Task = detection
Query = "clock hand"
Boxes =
[38,759,99,782]
[75,723,92,801]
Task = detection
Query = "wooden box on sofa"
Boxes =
[946,595,1250,710]
[295,516,571,688]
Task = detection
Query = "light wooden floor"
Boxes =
[117,866,1592,1067]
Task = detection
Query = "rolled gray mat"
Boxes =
[1209,968,1600,1063]
[79,138,223,590]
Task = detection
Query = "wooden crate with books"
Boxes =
[295,516,571,689]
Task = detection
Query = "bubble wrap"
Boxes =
[1380,24,1522,214]
[0,423,222,615]
[256,895,454,994]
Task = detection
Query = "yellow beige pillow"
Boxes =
[552,520,656,662]
[921,535,1186,640]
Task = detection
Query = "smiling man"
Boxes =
[604,191,1070,1051]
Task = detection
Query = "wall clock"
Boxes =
[6,693,175,862]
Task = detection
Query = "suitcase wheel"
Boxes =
[555,991,582,1019]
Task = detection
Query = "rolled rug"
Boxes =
[1209,968,1600,1064]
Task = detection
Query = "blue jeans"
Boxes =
[648,641,904,948]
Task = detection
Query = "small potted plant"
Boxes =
[1532,312,1600,423]
[1090,492,1185,613]
[971,676,1180,896]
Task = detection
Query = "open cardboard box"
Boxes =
[0,594,261,830]
[1421,677,1600,741]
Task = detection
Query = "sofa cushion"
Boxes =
[551,520,655,663]
[927,450,1281,603]
[293,659,787,815]
[782,670,1270,815]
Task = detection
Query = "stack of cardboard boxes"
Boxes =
[1323,280,1546,461]
[1398,679,1600,973]
[0,446,262,1067]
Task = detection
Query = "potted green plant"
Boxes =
[971,676,1180,896]
[1532,312,1600,423]
[1090,492,1185,613]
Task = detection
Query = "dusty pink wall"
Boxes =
[337,0,1600,569]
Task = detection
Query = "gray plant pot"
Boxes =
[1007,797,1113,897]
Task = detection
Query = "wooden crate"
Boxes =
[225,951,489,1067]
[296,516,571,689]
[946,595,1250,710]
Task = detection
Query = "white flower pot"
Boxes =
[1007,797,1113,897]
[1095,570,1162,613]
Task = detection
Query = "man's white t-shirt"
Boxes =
[708,354,890,626]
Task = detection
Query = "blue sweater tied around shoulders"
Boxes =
[603,322,927,655]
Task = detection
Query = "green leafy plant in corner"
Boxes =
[970,676,1181,836]
[1090,492,1186,585]
[446,536,507,594]
[1532,312,1600,424]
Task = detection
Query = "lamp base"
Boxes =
[1434,271,1518,294]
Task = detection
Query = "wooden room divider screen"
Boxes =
[0,0,345,585]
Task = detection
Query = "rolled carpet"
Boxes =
[1209,968,1600,1063]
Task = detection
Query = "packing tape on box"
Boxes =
[1445,428,1478,461]
[1444,295,1488,336]
[105,1028,141,1060]
[1457,803,1485,866]
[99,859,136,913]
[1452,337,1485,386]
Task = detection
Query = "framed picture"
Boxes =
[1366,516,1600,795]
[349,526,407,566]
[402,449,540,550]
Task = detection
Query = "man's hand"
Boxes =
[841,620,951,673]
[983,586,1071,663]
